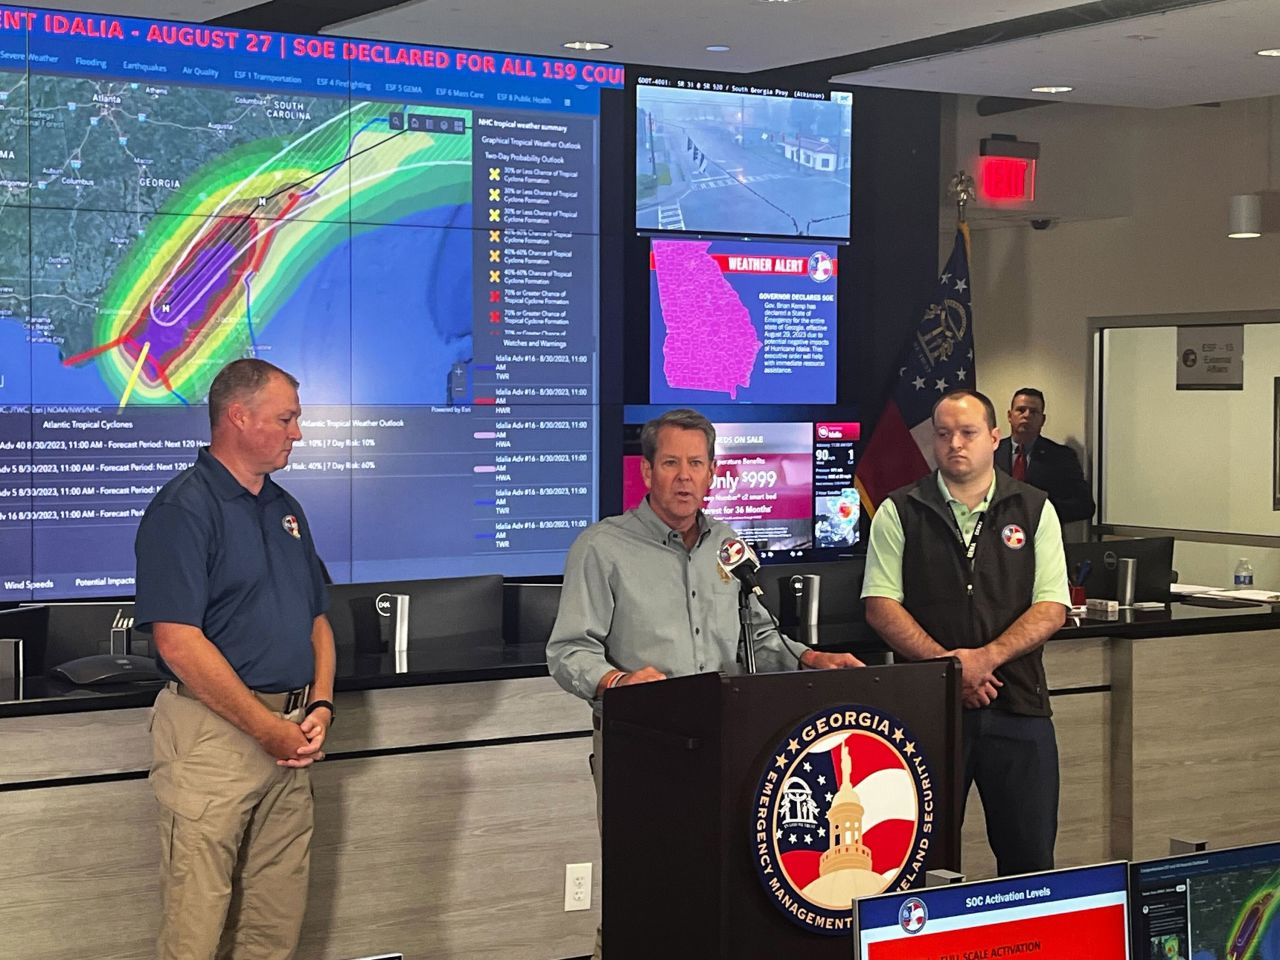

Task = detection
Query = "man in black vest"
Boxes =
[861,389,1070,875]
[994,387,1095,525]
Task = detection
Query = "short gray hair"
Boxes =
[639,408,716,464]
[208,358,299,430]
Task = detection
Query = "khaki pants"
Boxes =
[149,687,313,960]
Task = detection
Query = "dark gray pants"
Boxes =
[962,708,1059,876]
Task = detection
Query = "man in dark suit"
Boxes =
[995,388,1095,524]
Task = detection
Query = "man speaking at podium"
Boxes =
[547,408,860,958]
[862,389,1070,877]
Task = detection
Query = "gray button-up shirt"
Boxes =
[546,497,798,702]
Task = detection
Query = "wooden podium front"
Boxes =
[601,663,962,957]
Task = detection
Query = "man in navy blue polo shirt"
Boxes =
[134,357,335,960]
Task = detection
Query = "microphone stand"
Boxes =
[737,582,757,675]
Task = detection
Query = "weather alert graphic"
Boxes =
[752,706,934,936]
[649,238,837,404]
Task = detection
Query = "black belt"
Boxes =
[168,681,308,714]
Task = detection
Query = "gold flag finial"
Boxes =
[949,170,976,224]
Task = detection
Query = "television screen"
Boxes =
[648,238,837,404]
[635,79,851,238]
[621,417,859,560]
[1129,840,1280,960]
[855,862,1131,960]
[0,7,623,600]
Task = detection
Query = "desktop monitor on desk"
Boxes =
[326,574,504,651]
[854,861,1131,960]
[1129,840,1280,960]
[1065,537,1175,603]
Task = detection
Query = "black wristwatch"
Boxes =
[304,699,335,723]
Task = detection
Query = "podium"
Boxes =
[601,662,963,957]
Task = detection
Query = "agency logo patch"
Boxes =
[718,539,747,567]
[808,250,834,283]
[899,896,928,934]
[752,706,935,936]
[1001,523,1026,549]
[281,515,301,539]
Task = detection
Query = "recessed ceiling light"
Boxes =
[1257,48,1280,57]
[562,40,612,51]
[1125,34,1158,41]
[706,44,731,52]
[1031,85,1073,94]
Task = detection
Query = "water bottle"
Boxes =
[1234,558,1254,587]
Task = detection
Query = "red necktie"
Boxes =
[1013,446,1027,481]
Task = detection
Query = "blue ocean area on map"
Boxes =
[0,322,119,405]
[348,209,473,404]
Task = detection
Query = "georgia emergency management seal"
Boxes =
[751,705,935,935]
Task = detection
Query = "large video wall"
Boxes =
[0,7,623,599]
[626,73,859,562]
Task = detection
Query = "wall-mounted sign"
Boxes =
[1176,325,1244,390]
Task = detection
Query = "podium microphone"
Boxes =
[718,536,764,596]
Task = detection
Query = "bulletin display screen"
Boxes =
[648,238,837,404]
[0,6,624,599]
[621,415,859,561]
[635,77,851,239]
[1129,840,1280,960]
[854,862,1131,960]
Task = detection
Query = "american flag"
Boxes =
[855,225,975,514]
[776,731,919,892]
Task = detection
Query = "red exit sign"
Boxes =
[979,155,1036,202]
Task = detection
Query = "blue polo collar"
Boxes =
[196,446,282,503]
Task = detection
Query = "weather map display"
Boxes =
[0,7,623,599]
[648,238,837,404]
[1130,841,1280,960]
[635,78,851,239]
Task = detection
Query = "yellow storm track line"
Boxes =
[118,341,151,414]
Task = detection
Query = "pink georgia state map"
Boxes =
[652,240,762,398]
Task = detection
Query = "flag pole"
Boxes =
[855,172,978,519]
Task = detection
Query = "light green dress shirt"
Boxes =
[546,497,799,702]
[861,471,1071,608]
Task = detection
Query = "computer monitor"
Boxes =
[1065,537,1175,603]
[1129,839,1280,960]
[326,575,504,650]
[854,862,1130,960]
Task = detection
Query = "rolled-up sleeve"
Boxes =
[546,534,618,701]
[750,598,801,672]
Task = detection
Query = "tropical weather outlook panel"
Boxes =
[855,862,1131,960]
[0,6,621,600]
[649,238,837,404]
